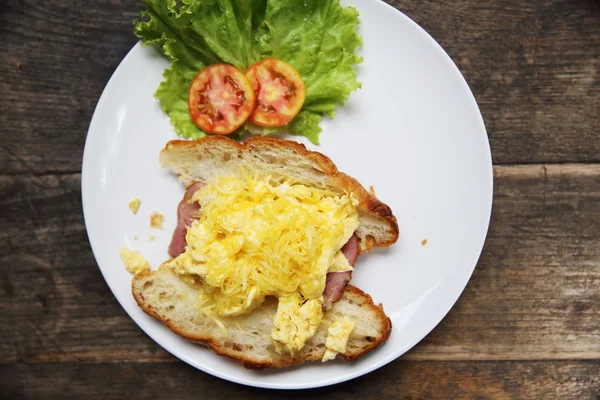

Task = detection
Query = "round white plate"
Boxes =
[82,0,492,390]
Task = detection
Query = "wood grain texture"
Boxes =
[1,361,598,400]
[1,0,599,175]
[1,0,599,397]
[1,165,598,365]
[0,0,141,175]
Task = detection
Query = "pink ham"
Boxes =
[168,182,204,258]
[341,233,359,265]
[323,234,359,310]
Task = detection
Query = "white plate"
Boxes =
[82,0,492,390]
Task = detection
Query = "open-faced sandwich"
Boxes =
[132,136,399,369]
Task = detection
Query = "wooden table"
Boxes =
[1,0,599,398]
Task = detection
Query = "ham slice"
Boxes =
[168,182,204,258]
[323,234,359,310]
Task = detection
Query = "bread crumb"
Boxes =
[369,185,376,195]
[119,248,150,275]
[150,211,164,229]
[421,239,428,246]
[128,197,141,214]
[134,236,138,240]
[147,235,155,242]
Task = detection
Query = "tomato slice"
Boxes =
[245,58,306,127]
[188,64,256,135]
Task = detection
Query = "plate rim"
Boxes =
[81,0,493,389]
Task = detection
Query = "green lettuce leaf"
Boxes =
[134,0,361,144]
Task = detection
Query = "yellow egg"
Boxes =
[271,292,323,354]
[328,251,354,273]
[128,197,141,214]
[119,248,150,275]
[322,316,356,362]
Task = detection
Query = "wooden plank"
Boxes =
[1,1,599,174]
[1,164,598,364]
[0,0,140,174]
[1,361,598,399]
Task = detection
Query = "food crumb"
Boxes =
[16,62,22,70]
[128,197,141,214]
[369,185,376,195]
[134,236,138,240]
[421,239,428,246]
[119,248,150,275]
[146,235,155,242]
[150,211,164,229]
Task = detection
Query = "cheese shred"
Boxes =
[167,171,359,352]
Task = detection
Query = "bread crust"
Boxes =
[161,136,399,249]
[132,271,392,369]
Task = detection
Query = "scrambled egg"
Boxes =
[120,248,150,275]
[166,172,359,353]
[328,251,354,273]
[271,292,323,354]
[128,197,141,214]
[150,211,164,229]
[322,316,356,362]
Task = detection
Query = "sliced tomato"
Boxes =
[188,64,255,135]
[245,58,306,127]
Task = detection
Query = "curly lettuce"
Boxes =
[134,0,362,144]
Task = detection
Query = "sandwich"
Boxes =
[132,136,399,369]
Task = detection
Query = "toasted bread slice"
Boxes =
[159,136,399,252]
[133,268,392,369]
